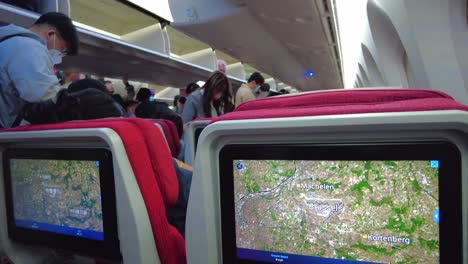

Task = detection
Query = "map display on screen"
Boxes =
[10,159,104,240]
[233,160,439,263]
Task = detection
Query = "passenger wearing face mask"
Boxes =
[0,12,79,128]
[182,71,234,124]
[235,71,264,108]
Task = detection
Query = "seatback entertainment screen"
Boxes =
[3,148,121,260]
[234,160,438,263]
[10,159,104,240]
[219,143,462,264]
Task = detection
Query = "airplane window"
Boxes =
[1,0,39,12]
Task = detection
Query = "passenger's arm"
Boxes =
[182,95,197,124]
[6,40,60,102]
[235,91,242,108]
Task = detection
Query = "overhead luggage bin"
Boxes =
[276,82,286,91]
[226,62,246,81]
[121,23,170,55]
[179,48,217,71]
[264,78,277,92]
[0,2,245,89]
[155,87,181,102]
[186,89,468,264]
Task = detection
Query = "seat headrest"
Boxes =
[216,89,468,122]
[235,89,454,111]
[2,118,179,207]
[150,119,181,158]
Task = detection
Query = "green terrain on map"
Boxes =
[11,159,103,232]
[234,160,439,263]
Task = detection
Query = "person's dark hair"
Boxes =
[248,72,265,85]
[260,83,270,92]
[178,96,186,104]
[68,78,108,94]
[185,82,200,95]
[34,12,79,55]
[136,88,151,102]
[202,71,233,117]
[279,89,290,95]
[103,80,112,85]
[135,101,184,137]
[267,91,281,97]
[22,89,124,124]
[173,95,180,107]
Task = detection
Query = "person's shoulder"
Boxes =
[238,85,251,95]
[240,84,251,91]
[188,90,203,100]
[2,34,44,48]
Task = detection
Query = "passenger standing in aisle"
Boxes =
[123,77,135,101]
[177,96,186,115]
[235,72,264,107]
[173,95,181,114]
[185,82,200,95]
[257,83,270,99]
[0,12,79,128]
[104,80,126,109]
[182,71,234,124]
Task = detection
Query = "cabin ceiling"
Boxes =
[169,0,342,90]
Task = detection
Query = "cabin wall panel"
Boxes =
[366,0,408,88]
[360,44,385,86]
[358,63,371,87]
[375,0,468,103]
[448,0,468,101]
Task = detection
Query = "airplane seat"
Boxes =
[0,119,185,264]
[161,120,181,156]
[183,118,213,166]
[186,89,468,264]
[219,89,467,121]
[234,88,455,112]
[153,122,171,151]
[150,119,181,158]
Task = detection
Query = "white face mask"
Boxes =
[48,34,64,65]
